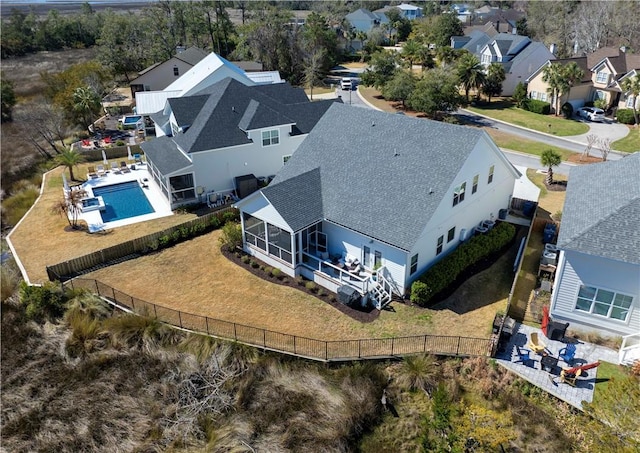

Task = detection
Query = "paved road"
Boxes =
[502,150,575,177]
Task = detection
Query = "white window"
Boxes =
[452,182,466,206]
[481,54,491,65]
[283,154,292,164]
[626,95,636,108]
[488,165,495,184]
[575,285,633,321]
[447,227,456,243]
[472,174,479,194]
[596,71,608,84]
[540,92,547,102]
[436,235,443,255]
[410,254,418,275]
[262,129,279,146]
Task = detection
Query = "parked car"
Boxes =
[577,107,605,122]
[340,77,352,91]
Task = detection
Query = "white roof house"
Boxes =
[135,53,282,115]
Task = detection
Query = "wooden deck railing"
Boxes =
[64,277,494,362]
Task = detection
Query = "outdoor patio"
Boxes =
[495,322,619,409]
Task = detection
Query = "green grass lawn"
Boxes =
[612,125,640,152]
[484,129,575,160]
[466,101,590,136]
[592,361,629,404]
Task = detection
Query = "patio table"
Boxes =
[541,355,558,372]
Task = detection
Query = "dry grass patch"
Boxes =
[8,166,198,283]
[85,230,512,342]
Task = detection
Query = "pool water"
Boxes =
[92,181,154,222]
[123,115,142,125]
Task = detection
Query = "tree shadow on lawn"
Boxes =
[426,225,529,315]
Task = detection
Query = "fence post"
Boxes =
[293,336,297,355]
[94,279,99,295]
[178,311,182,328]
[205,317,210,335]
[112,286,116,302]
[325,342,328,361]
[263,329,266,348]
[423,335,427,352]
[234,323,237,341]
[456,337,461,356]
[391,337,395,356]
[358,340,361,358]
[153,304,157,319]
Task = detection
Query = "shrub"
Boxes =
[615,108,636,124]
[241,255,250,264]
[250,260,259,268]
[115,140,125,146]
[271,268,282,279]
[209,215,221,228]
[219,221,242,250]
[222,209,239,223]
[410,222,516,306]
[305,281,318,293]
[561,102,573,119]
[295,275,306,286]
[524,99,551,115]
[1,263,21,302]
[1,183,40,227]
[318,289,326,297]
[20,281,66,322]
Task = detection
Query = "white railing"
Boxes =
[619,332,640,365]
[301,252,370,293]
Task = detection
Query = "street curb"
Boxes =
[355,87,383,111]
[460,108,627,156]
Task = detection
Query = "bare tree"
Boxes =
[599,138,612,162]
[51,186,87,229]
[571,2,614,54]
[14,100,72,158]
[582,134,598,160]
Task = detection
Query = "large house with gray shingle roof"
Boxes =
[141,78,339,209]
[550,154,640,338]
[235,103,520,308]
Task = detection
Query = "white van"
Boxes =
[340,77,352,90]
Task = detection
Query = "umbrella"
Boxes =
[102,149,108,165]
[541,305,549,337]
[127,146,133,161]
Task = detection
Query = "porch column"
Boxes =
[239,212,246,247]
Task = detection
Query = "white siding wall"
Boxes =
[551,250,640,337]
[406,137,517,290]
[190,127,304,194]
[132,58,195,92]
[323,222,408,293]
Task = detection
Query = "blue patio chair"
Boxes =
[514,346,535,367]
[559,343,577,364]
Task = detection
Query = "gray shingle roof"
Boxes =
[171,78,337,153]
[558,153,640,265]
[238,99,294,132]
[167,95,208,128]
[262,168,324,232]
[174,46,209,66]
[141,136,192,175]
[266,103,486,251]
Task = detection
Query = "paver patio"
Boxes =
[495,322,619,409]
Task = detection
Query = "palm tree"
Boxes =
[73,86,101,130]
[482,63,506,103]
[51,186,87,229]
[621,74,640,125]
[560,61,584,112]
[401,39,421,69]
[542,63,565,115]
[540,149,562,185]
[456,53,485,102]
[55,148,84,181]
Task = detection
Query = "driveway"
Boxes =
[563,116,630,146]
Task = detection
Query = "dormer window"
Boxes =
[262,129,279,146]
[596,71,608,84]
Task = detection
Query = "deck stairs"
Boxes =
[369,266,398,310]
[619,333,640,366]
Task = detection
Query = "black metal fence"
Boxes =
[65,277,494,362]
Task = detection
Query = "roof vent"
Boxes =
[232,106,236,113]
[371,121,375,127]
[393,149,400,157]
[429,188,434,194]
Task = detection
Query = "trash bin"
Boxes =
[499,208,507,220]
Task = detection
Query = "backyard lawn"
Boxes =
[84,228,519,342]
[7,165,200,283]
[465,101,590,136]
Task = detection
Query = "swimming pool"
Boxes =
[92,181,154,222]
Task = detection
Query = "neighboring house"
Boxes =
[235,104,521,308]
[135,52,282,116]
[130,46,209,99]
[141,78,339,209]
[375,3,423,20]
[526,47,640,113]
[589,48,640,111]
[526,57,592,109]
[452,32,556,96]
[345,8,388,33]
[550,153,640,339]
[471,7,523,33]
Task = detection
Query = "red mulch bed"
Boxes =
[221,246,381,323]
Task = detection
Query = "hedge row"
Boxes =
[615,108,637,125]
[410,222,516,307]
[523,99,551,115]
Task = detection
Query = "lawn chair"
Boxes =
[527,332,548,355]
[133,153,143,164]
[559,343,577,364]
[514,346,535,367]
[96,164,106,177]
[87,166,98,179]
[120,161,131,173]
[111,161,121,174]
[82,139,91,147]
[104,136,112,145]
[558,361,600,386]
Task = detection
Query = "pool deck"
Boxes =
[495,322,619,410]
[77,162,172,232]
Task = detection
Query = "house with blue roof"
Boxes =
[235,104,521,308]
[141,78,339,209]
[550,154,640,340]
